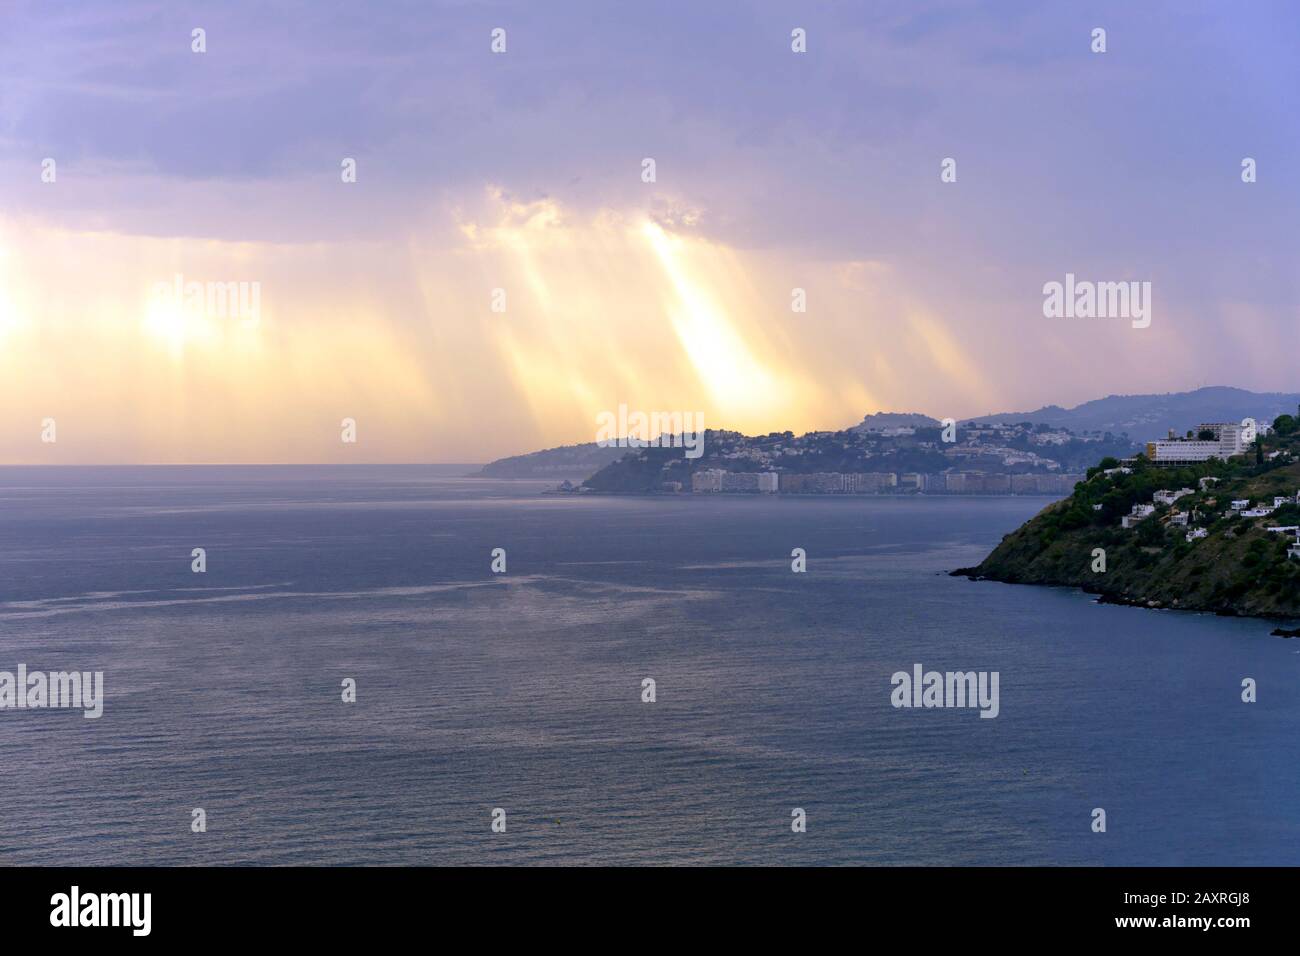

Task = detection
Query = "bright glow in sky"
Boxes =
[1,1,1297,463]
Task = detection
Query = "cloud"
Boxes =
[1,1,1298,462]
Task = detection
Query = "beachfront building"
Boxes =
[719,472,776,493]
[845,472,898,493]
[691,469,726,493]
[780,472,846,494]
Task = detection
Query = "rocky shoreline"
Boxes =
[952,566,1299,630]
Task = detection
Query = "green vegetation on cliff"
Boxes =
[962,414,1300,619]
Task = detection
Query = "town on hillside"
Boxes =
[1109,419,1300,560]
[964,407,1300,619]
[579,417,1137,495]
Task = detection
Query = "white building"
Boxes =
[1186,528,1208,542]
[1168,512,1189,526]
[1146,422,1247,465]
[691,469,726,493]
[688,470,782,494]
[1122,504,1156,529]
[1153,488,1193,506]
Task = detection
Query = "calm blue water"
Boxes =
[1,465,1296,866]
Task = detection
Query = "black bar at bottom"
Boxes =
[0,866,1277,941]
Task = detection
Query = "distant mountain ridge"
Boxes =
[475,387,1300,480]
[961,387,1300,438]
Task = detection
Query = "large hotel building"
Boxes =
[1145,422,1247,465]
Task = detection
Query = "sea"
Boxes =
[1,465,1296,866]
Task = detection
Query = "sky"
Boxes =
[1,0,1297,464]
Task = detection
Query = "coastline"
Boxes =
[952,566,1300,629]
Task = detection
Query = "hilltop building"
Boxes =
[1146,422,1248,465]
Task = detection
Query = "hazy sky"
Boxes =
[2,0,1297,463]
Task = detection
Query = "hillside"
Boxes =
[475,386,1295,482]
[962,386,1300,438]
[473,441,629,478]
[581,424,1135,493]
[959,414,1300,620]
[850,412,941,432]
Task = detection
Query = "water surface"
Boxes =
[1,466,1295,865]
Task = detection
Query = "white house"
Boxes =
[1122,504,1156,529]
[1153,488,1193,506]
[1186,528,1208,542]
